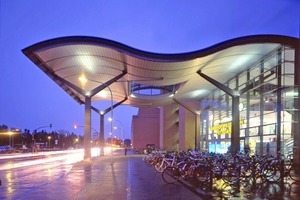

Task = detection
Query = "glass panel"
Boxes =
[263,124,276,135]
[249,66,260,80]
[249,127,259,136]
[238,73,248,91]
[228,79,236,90]
[249,136,260,154]
[200,45,296,155]
[248,112,260,127]
[240,129,245,137]
[263,112,276,125]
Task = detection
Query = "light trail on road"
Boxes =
[0,147,117,170]
[0,147,121,199]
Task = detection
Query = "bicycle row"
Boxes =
[142,150,300,187]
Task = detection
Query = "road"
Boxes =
[0,147,114,199]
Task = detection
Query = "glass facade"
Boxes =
[200,45,297,156]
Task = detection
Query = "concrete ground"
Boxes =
[19,149,300,200]
[20,149,202,200]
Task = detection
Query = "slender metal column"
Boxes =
[84,96,92,161]
[276,49,282,156]
[276,89,282,155]
[100,114,105,156]
[259,62,264,154]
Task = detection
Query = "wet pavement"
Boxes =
[1,149,300,199]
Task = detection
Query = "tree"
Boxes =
[124,139,131,147]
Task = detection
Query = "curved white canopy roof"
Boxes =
[22,35,298,108]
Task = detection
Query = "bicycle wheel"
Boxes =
[222,167,239,184]
[162,166,180,184]
[194,165,211,183]
[262,165,281,183]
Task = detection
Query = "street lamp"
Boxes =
[75,138,79,148]
[48,136,51,149]
[5,129,20,150]
[112,119,124,146]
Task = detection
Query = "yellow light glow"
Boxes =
[79,76,87,83]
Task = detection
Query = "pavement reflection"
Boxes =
[185,175,300,199]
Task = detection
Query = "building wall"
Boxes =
[178,100,200,151]
[160,103,179,151]
[131,107,159,149]
[131,101,200,151]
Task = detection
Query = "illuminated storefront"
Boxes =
[200,45,297,156]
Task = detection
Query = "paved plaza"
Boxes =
[8,149,300,200]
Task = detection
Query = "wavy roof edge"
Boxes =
[22,34,298,62]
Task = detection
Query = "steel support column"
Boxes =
[84,96,92,161]
[91,98,127,156]
[231,96,240,153]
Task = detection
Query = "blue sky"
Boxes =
[0,0,299,139]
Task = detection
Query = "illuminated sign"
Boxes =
[209,119,245,135]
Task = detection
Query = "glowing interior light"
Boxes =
[79,76,88,83]
[214,119,220,124]
[285,91,298,97]
[97,91,108,98]
[221,117,232,123]
[239,103,244,111]
[85,91,91,96]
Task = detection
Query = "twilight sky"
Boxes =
[0,0,299,139]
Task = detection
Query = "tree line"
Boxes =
[0,124,83,150]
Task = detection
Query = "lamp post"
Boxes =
[113,119,124,146]
[99,83,113,161]
[74,125,98,143]
[108,117,114,160]
[32,124,52,153]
